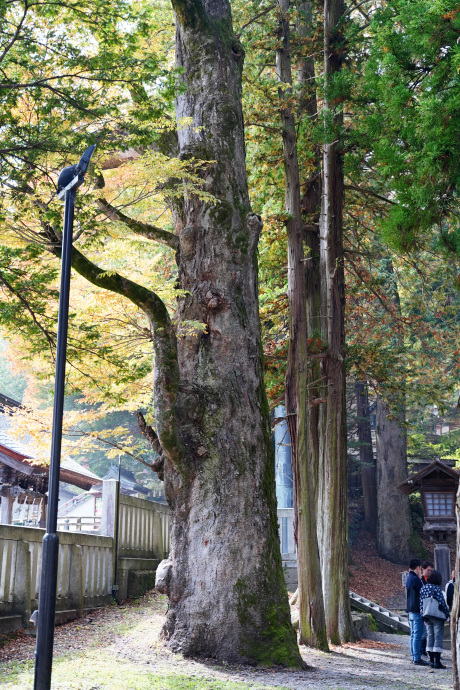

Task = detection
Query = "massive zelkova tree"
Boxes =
[0,0,302,666]
[150,0,301,663]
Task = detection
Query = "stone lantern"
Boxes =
[398,459,459,586]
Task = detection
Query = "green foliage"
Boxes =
[408,493,430,559]
[0,0,172,188]
[348,0,460,249]
[408,427,460,462]
[0,339,27,400]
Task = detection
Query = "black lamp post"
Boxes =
[33,145,96,690]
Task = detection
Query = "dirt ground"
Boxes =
[0,589,453,690]
[0,527,454,689]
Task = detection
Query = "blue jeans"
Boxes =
[425,616,445,653]
[408,612,424,661]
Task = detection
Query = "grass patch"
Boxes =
[0,592,294,689]
[0,650,290,689]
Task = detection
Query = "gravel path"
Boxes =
[0,592,453,689]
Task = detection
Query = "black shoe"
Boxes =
[413,659,430,666]
[433,661,446,669]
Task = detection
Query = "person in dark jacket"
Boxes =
[406,557,429,665]
[446,570,455,610]
[420,569,450,669]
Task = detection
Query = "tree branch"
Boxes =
[96,198,179,251]
[0,1,29,65]
[345,183,397,206]
[237,4,277,37]
[45,242,187,477]
[0,269,55,357]
[137,410,165,480]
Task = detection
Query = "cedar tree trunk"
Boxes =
[317,0,355,643]
[375,396,410,563]
[355,381,377,533]
[34,0,301,666]
[277,0,328,651]
[374,260,410,563]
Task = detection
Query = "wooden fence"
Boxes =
[0,481,170,632]
[0,525,113,631]
[118,495,170,560]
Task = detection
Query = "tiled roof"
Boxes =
[61,458,101,481]
[0,394,35,458]
[0,393,21,413]
[0,414,34,459]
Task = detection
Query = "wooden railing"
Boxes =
[119,495,170,559]
[57,516,101,532]
[0,525,113,626]
[0,481,171,631]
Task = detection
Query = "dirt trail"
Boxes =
[0,591,453,689]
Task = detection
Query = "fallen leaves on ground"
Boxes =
[331,640,400,651]
[349,529,407,608]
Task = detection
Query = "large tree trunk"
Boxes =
[452,480,460,689]
[277,0,328,651]
[375,396,410,563]
[317,0,355,643]
[375,259,410,563]
[355,381,377,533]
[157,0,302,665]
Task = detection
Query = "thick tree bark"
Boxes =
[277,0,328,651]
[155,0,302,665]
[375,396,410,563]
[375,260,410,563]
[317,0,355,643]
[355,381,377,533]
[452,480,460,689]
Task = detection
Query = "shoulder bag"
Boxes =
[422,596,447,620]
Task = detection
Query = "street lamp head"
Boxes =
[76,144,96,175]
[57,164,78,192]
[57,144,96,197]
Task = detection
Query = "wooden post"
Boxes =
[69,545,84,618]
[0,489,13,524]
[434,543,451,588]
[101,479,119,597]
[38,498,46,529]
[100,479,118,538]
[14,540,31,626]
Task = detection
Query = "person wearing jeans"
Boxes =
[420,570,450,669]
[408,610,425,662]
[419,560,433,657]
[406,558,429,665]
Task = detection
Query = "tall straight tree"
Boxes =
[375,260,410,563]
[355,381,377,534]
[317,0,354,642]
[375,397,410,562]
[276,0,328,650]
